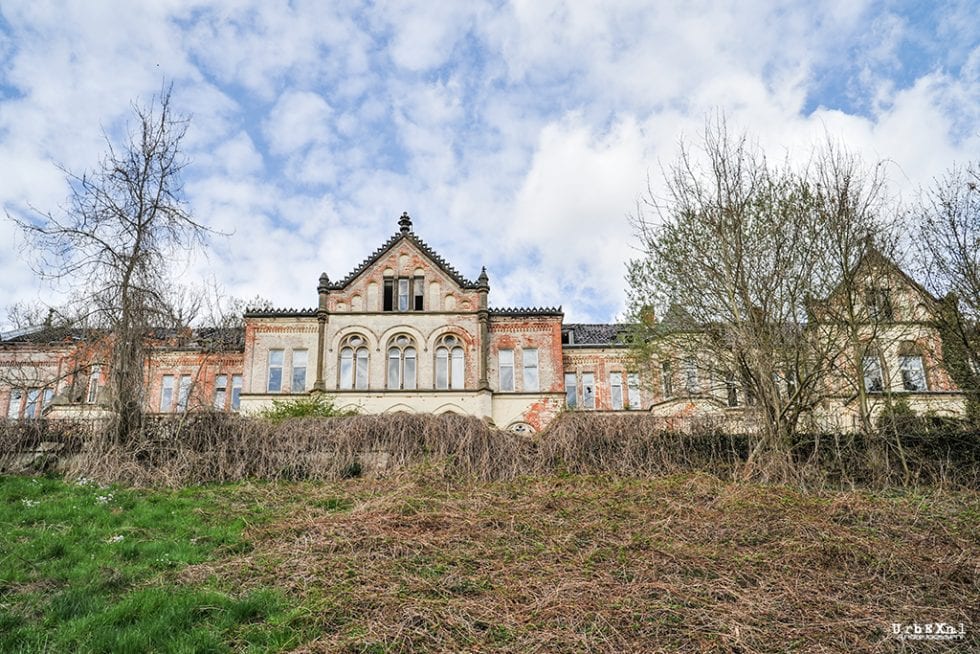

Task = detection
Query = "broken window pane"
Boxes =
[582,372,595,409]
[414,276,424,310]
[863,356,884,393]
[899,355,927,391]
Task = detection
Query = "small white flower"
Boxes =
[107,535,124,544]
[95,494,114,505]
[21,499,39,508]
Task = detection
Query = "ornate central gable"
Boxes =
[324,213,488,314]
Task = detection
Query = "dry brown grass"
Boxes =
[179,473,980,653]
[2,412,978,489]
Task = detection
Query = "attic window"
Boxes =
[561,330,573,345]
[866,287,893,321]
[383,276,424,312]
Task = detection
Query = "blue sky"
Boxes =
[1,1,978,326]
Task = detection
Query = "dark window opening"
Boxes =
[383,279,394,311]
[414,276,424,310]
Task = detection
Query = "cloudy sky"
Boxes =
[1,1,978,326]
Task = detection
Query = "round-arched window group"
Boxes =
[337,332,465,390]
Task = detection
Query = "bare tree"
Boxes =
[10,85,209,442]
[626,122,903,478]
[916,163,980,418]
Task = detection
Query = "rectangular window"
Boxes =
[661,361,672,398]
[25,388,41,418]
[564,372,577,408]
[383,278,394,311]
[214,375,228,410]
[231,375,243,411]
[627,373,640,410]
[726,374,739,407]
[414,276,424,310]
[86,365,101,404]
[177,375,192,411]
[398,278,410,311]
[899,355,927,391]
[684,357,698,394]
[43,388,54,409]
[863,356,884,393]
[291,350,308,392]
[160,375,174,412]
[866,287,894,321]
[523,348,539,391]
[7,389,22,419]
[582,373,595,409]
[267,349,284,392]
[610,372,624,410]
[499,349,514,391]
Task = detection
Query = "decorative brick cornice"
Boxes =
[489,306,563,317]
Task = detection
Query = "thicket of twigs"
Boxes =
[1,412,978,489]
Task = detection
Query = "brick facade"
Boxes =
[0,214,970,431]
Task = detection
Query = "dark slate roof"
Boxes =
[563,323,631,347]
[0,325,93,344]
[326,228,481,291]
[2,325,246,351]
[489,307,563,317]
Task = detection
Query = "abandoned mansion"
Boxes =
[1,213,972,432]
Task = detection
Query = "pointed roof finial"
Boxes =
[398,211,413,234]
[477,266,489,289]
[318,272,330,293]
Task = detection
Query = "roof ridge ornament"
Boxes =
[398,211,413,234]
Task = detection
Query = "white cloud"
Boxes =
[1,0,978,327]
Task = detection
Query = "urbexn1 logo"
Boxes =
[891,622,966,641]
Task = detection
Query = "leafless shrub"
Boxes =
[2,413,976,489]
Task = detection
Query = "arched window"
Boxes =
[339,334,369,390]
[435,334,465,390]
[387,334,417,390]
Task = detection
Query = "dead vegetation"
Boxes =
[179,473,980,653]
[2,412,978,490]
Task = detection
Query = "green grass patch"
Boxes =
[0,476,305,653]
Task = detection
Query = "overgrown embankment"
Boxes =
[2,412,978,489]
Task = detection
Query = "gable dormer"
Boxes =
[323,213,488,314]
[811,247,940,324]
